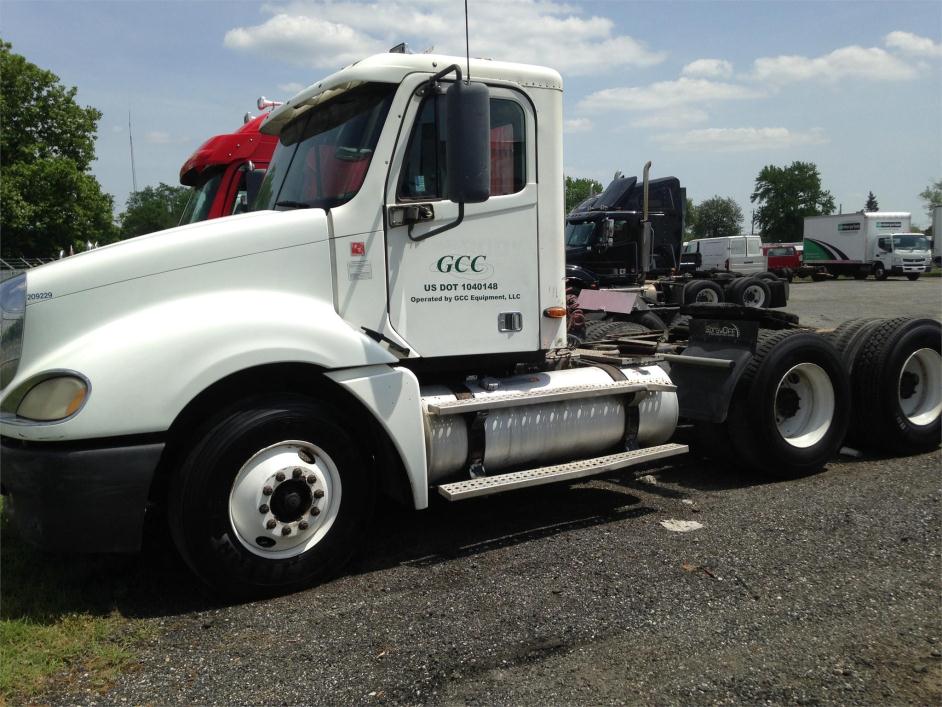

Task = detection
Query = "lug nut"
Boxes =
[263,485,273,496]
[306,475,316,485]
[293,467,303,479]
[298,449,314,463]
[313,489,325,499]
[266,519,277,529]
[275,471,286,482]
[259,504,269,514]
[310,507,321,517]
[281,526,292,536]
[299,520,309,530]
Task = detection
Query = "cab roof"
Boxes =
[261,52,562,135]
[179,113,279,186]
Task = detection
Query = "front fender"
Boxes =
[2,287,395,442]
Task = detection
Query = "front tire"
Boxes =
[169,395,375,596]
[906,273,920,281]
[873,262,888,280]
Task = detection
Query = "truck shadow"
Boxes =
[0,453,829,622]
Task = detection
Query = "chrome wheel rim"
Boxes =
[774,363,835,448]
[228,440,341,559]
[898,348,942,426]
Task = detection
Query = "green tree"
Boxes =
[693,196,743,239]
[918,178,941,219]
[750,161,835,242]
[565,175,603,214]
[864,191,879,212]
[119,183,191,238]
[0,41,116,256]
[683,197,698,241]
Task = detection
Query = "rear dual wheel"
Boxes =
[831,317,941,452]
[697,331,850,479]
[729,276,771,308]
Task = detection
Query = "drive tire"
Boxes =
[730,276,771,308]
[811,271,828,282]
[824,317,884,372]
[169,395,375,597]
[683,279,724,305]
[725,330,850,479]
[845,317,941,452]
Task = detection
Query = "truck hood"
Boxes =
[24,210,329,304]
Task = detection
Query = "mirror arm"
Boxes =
[408,202,464,242]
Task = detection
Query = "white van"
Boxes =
[682,235,766,274]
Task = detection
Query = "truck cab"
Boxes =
[178,112,278,223]
[565,176,685,285]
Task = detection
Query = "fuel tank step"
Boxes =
[425,380,676,415]
[436,443,688,500]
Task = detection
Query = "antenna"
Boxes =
[464,0,471,82]
[128,110,138,193]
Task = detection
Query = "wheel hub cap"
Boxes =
[773,363,835,448]
[898,348,942,425]
[228,441,342,559]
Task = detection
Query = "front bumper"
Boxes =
[890,264,930,274]
[0,436,164,553]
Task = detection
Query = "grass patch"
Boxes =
[0,500,156,702]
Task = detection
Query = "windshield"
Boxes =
[179,170,223,224]
[565,221,597,247]
[254,82,397,211]
[892,235,929,250]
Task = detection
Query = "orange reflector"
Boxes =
[543,306,567,318]
[65,387,87,417]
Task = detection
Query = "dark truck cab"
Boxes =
[565,176,685,287]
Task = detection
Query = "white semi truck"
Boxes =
[803,211,932,280]
[2,52,939,595]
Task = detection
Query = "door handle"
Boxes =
[388,204,435,227]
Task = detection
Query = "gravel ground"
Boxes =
[49,451,941,706]
[783,276,942,329]
[37,280,942,705]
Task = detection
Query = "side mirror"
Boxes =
[446,80,490,204]
[601,218,615,247]
[245,168,266,209]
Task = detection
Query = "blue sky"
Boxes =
[4,0,941,226]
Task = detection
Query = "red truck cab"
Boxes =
[761,242,802,281]
[178,111,279,224]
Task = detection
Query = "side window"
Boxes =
[747,238,761,256]
[730,238,746,256]
[399,93,526,200]
[230,170,249,215]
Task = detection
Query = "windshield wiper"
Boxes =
[274,200,314,209]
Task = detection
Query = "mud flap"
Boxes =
[668,319,758,423]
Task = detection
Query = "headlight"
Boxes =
[1,274,27,388]
[16,375,88,421]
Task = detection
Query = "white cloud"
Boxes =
[564,118,593,134]
[884,31,942,58]
[654,127,828,152]
[225,14,385,69]
[278,81,306,95]
[225,1,665,75]
[751,45,916,83]
[681,58,733,79]
[144,130,177,144]
[631,108,708,129]
[579,77,761,113]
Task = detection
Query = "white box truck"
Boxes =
[1,52,939,596]
[803,211,932,281]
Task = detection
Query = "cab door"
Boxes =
[384,78,540,358]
